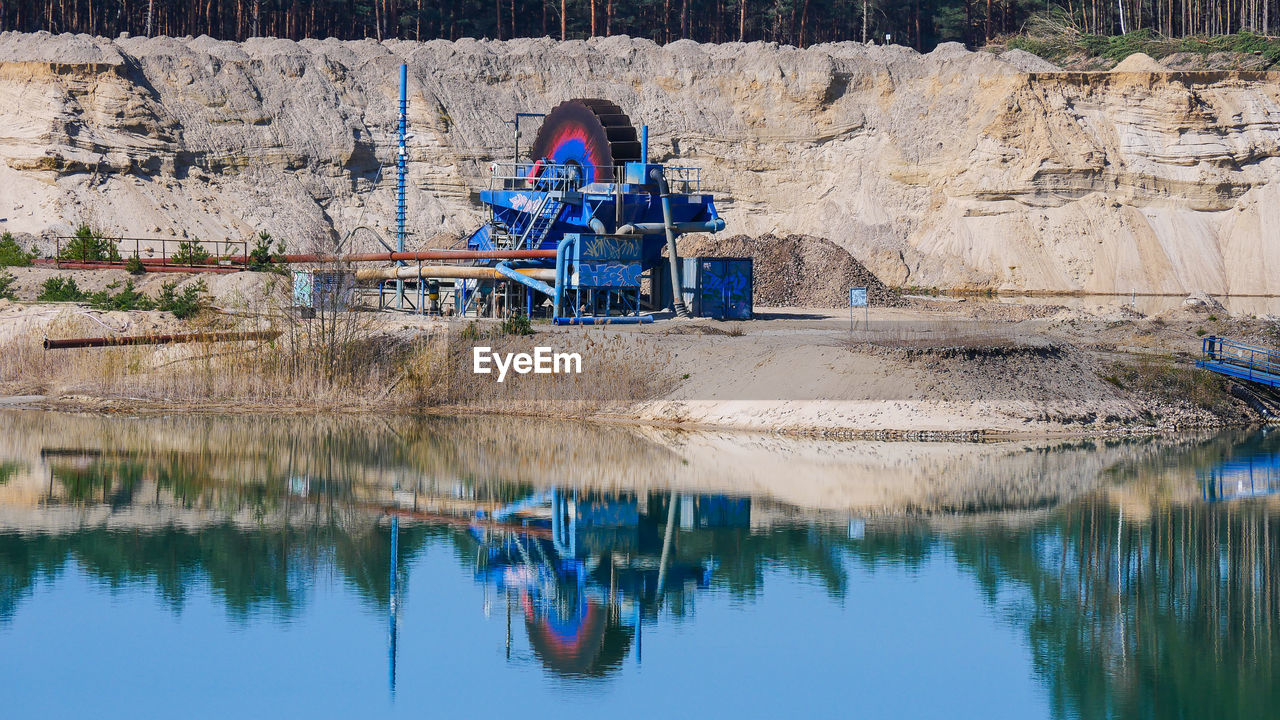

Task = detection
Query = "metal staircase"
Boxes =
[514,193,564,250]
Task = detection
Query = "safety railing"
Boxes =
[1199,336,1280,383]
[486,161,703,193]
[662,165,702,194]
[51,236,249,269]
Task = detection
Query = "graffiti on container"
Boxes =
[702,264,750,299]
[581,236,642,261]
[700,260,752,319]
[576,262,642,288]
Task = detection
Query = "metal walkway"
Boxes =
[1197,336,1280,388]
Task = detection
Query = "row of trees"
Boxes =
[0,1,1277,51]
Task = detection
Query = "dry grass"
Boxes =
[0,278,665,413]
[1109,356,1238,416]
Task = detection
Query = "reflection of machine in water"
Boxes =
[470,490,749,677]
[1198,429,1280,501]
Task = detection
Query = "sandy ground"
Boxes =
[0,272,1266,436]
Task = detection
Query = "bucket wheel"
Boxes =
[528,99,641,186]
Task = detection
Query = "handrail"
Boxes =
[52,236,250,269]
[1201,336,1280,379]
[486,161,703,193]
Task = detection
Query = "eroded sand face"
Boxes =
[2,33,1280,295]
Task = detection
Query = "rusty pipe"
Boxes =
[354,265,556,282]
[33,259,242,273]
[229,249,557,264]
[44,330,281,350]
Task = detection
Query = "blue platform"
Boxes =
[1196,336,1280,388]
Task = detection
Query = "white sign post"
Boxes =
[850,287,868,332]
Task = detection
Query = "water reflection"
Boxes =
[1,412,1279,716]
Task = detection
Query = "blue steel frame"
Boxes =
[1197,336,1280,388]
[458,158,723,321]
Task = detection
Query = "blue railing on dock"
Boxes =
[1197,336,1280,388]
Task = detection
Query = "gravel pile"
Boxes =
[676,233,903,307]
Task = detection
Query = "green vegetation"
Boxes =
[500,313,533,336]
[7,0,1280,53]
[0,271,16,301]
[171,240,211,266]
[35,275,208,317]
[154,279,208,319]
[37,276,85,302]
[1007,27,1280,66]
[1110,356,1235,415]
[61,224,120,263]
[0,461,21,486]
[248,231,286,273]
[459,321,483,341]
[88,280,152,312]
[0,232,34,267]
[125,256,146,275]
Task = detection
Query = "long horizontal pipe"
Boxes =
[354,265,556,282]
[231,249,557,264]
[34,260,242,274]
[44,330,281,350]
[553,316,655,325]
[615,219,726,235]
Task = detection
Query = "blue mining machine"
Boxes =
[465,99,725,324]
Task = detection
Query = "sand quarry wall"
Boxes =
[2,32,1280,296]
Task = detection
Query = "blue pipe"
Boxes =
[553,234,576,317]
[641,125,649,163]
[396,63,408,309]
[651,168,690,317]
[496,261,556,298]
[554,316,654,325]
[615,219,725,235]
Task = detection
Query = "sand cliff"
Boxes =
[2,32,1279,295]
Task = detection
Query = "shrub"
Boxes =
[155,279,208,319]
[38,276,85,302]
[171,239,211,266]
[501,313,533,336]
[0,271,16,301]
[125,256,146,275]
[0,232,34,267]
[61,224,120,262]
[248,231,286,272]
[88,280,154,312]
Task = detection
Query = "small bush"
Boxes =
[0,232,34,267]
[171,240,211,266]
[155,279,208,319]
[61,224,120,262]
[38,276,85,302]
[125,256,146,275]
[459,321,482,341]
[248,231,286,273]
[501,314,533,336]
[0,271,16,301]
[88,280,154,312]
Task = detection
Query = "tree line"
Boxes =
[0,1,1277,52]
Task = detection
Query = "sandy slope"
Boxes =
[2,33,1280,296]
